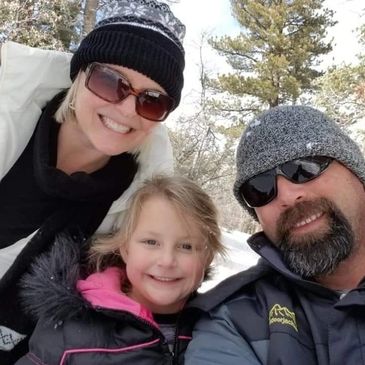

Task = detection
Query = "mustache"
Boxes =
[277,198,335,239]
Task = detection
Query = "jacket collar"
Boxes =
[189,231,340,313]
[248,232,341,297]
[187,259,272,312]
[77,267,158,327]
[248,232,301,281]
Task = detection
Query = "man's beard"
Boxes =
[276,198,355,279]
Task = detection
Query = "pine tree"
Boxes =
[210,0,336,112]
[0,0,81,50]
[315,23,365,127]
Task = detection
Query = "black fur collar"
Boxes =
[19,234,92,323]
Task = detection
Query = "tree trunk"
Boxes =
[82,0,99,36]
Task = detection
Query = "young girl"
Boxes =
[16,176,226,365]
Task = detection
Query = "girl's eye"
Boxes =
[177,242,193,252]
[142,239,158,246]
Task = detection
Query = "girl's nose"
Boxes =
[157,247,177,267]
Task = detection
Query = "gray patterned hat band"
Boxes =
[95,0,185,52]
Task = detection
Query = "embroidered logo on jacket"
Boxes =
[269,304,298,332]
[0,326,27,351]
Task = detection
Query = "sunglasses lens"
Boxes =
[136,91,175,122]
[281,156,332,183]
[86,63,175,122]
[240,171,276,208]
[86,64,129,103]
[240,156,332,208]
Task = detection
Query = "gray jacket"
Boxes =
[185,231,365,365]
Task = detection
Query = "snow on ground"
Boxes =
[199,229,260,292]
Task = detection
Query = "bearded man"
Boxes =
[185,105,365,365]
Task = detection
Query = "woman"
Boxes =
[0,0,185,363]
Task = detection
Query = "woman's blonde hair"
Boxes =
[89,175,226,279]
[54,72,82,124]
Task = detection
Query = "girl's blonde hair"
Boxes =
[89,175,226,279]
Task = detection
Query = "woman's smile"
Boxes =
[99,114,132,134]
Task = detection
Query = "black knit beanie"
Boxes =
[70,0,185,108]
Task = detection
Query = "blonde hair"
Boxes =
[89,175,226,279]
[54,72,82,124]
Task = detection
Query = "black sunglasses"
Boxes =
[85,63,175,122]
[239,156,333,208]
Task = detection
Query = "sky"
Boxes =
[170,0,365,106]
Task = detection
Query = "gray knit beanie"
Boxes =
[233,105,365,219]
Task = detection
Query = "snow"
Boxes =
[200,229,260,292]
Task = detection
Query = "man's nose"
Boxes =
[276,175,306,208]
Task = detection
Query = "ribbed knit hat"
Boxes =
[70,0,185,108]
[234,105,365,219]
